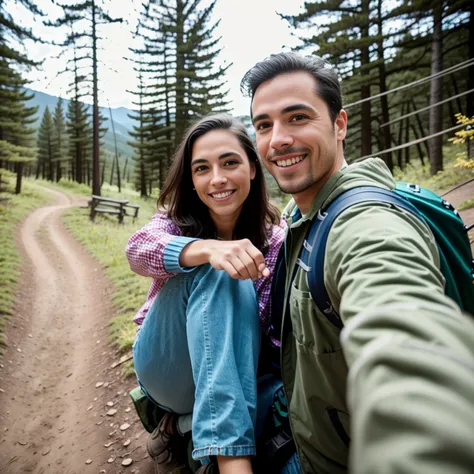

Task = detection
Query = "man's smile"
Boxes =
[274,154,307,168]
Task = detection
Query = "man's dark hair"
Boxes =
[241,52,342,122]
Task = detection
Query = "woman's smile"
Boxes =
[208,189,236,200]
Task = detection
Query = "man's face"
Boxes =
[251,71,347,212]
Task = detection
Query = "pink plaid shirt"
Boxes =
[126,213,286,336]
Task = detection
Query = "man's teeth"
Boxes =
[276,155,305,167]
[212,190,233,199]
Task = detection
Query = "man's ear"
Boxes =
[335,109,347,141]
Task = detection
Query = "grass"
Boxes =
[393,145,474,194]
[458,198,474,211]
[0,171,52,358]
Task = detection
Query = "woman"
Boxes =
[126,114,289,474]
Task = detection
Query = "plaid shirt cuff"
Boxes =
[164,236,201,273]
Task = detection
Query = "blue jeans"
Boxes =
[133,264,261,460]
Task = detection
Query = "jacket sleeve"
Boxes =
[126,213,199,278]
[325,202,474,474]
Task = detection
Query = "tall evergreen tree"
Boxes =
[53,98,68,182]
[128,0,230,193]
[37,106,55,181]
[47,1,121,195]
[0,0,43,193]
[66,97,91,184]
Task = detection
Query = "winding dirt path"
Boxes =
[0,188,153,473]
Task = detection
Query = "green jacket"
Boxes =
[280,158,474,473]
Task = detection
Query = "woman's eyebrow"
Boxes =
[191,158,208,166]
[191,152,241,166]
[218,152,241,160]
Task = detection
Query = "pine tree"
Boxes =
[47,1,122,195]
[52,98,68,182]
[0,0,43,193]
[129,0,230,193]
[37,107,56,181]
[66,98,91,184]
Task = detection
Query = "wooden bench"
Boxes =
[89,195,140,223]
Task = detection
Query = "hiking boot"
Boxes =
[147,412,192,474]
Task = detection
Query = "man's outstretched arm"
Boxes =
[326,203,474,474]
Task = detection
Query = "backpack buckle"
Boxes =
[407,183,421,193]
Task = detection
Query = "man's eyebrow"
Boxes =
[252,104,316,125]
[191,152,240,166]
[281,104,315,115]
[252,113,269,125]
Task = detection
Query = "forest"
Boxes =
[0,0,473,198]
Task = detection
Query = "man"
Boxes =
[241,52,474,473]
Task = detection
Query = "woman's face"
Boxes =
[190,129,256,226]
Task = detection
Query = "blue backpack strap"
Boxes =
[303,186,421,328]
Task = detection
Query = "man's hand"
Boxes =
[208,239,270,281]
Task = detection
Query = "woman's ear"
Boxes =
[250,162,256,180]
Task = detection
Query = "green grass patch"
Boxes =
[458,198,474,211]
[0,171,52,358]
[393,145,474,194]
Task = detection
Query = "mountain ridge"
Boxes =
[26,88,137,160]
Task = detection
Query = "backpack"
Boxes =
[282,182,474,330]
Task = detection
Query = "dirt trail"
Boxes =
[0,188,153,473]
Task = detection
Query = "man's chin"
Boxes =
[278,179,316,196]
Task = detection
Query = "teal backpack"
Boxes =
[294,182,474,328]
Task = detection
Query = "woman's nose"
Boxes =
[210,171,227,186]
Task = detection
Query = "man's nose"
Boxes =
[269,122,293,150]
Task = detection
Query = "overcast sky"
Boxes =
[9,0,307,115]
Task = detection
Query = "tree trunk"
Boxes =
[91,0,101,195]
[411,98,430,158]
[108,105,121,191]
[123,157,128,182]
[397,102,405,168]
[467,1,474,118]
[110,154,115,186]
[101,158,106,187]
[428,3,443,174]
[174,0,186,149]
[140,159,147,197]
[56,161,61,182]
[449,74,463,115]
[360,0,372,158]
[376,0,393,171]
[404,114,410,165]
[15,162,23,194]
[116,153,121,193]
[410,124,425,165]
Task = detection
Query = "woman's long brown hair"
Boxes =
[158,114,280,252]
